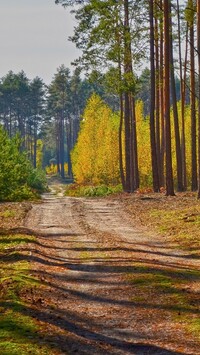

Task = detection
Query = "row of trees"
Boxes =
[44,65,109,179]
[0,127,46,201]
[56,0,200,196]
[0,67,114,176]
[73,94,196,189]
[0,71,45,168]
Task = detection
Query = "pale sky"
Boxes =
[0,0,80,84]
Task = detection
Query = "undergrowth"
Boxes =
[0,233,60,355]
[124,192,200,252]
[149,206,200,251]
[128,262,200,341]
[65,183,123,197]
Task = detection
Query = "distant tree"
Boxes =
[47,65,71,178]
[28,77,46,168]
[136,68,151,116]
[0,127,46,201]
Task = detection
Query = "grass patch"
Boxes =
[0,210,16,218]
[0,233,60,355]
[127,262,200,340]
[65,183,122,197]
[124,193,200,252]
[150,207,200,250]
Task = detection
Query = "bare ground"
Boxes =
[19,186,200,355]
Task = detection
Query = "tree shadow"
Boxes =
[0,300,187,355]
[1,229,199,354]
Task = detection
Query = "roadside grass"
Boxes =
[0,233,59,355]
[123,193,200,342]
[124,192,200,252]
[0,210,16,218]
[149,206,200,251]
[65,183,122,197]
[128,262,200,340]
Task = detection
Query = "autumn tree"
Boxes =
[72,94,120,184]
[55,0,148,192]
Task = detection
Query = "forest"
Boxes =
[0,0,200,200]
[1,1,200,354]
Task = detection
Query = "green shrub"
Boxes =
[0,127,47,201]
[27,169,47,192]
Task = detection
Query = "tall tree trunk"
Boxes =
[115,24,125,190]
[123,0,133,192]
[197,0,200,198]
[169,3,183,191]
[130,95,139,190]
[33,123,37,169]
[190,22,198,190]
[164,0,175,196]
[119,94,125,190]
[149,0,160,192]
[155,9,161,183]
[182,25,189,189]
[66,119,73,178]
[177,0,187,190]
[159,0,165,187]
[56,120,61,174]
[60,113,65,179]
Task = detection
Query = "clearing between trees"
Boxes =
[1,184,200,354]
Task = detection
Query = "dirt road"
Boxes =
[24,188,200,355]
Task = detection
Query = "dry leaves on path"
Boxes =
[20,193,200,355]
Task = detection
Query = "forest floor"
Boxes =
[0,182,200,354]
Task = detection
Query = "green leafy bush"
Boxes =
[27,168,47,192]
[0,127,47,201]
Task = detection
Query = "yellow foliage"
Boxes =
[137,101,194,189]
[71,95,194,190]
[46,162,68,175]
[36,139,43,168]
[71,94,120,184]
[171,103,192,186]
[136,101,152,186]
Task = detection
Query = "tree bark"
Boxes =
[197,0,200,198]
[169,3,183,191]
[123,0,133,192]
[149,0,160,192]
[177,0,187,190]
[164,0,175,196]
[119,93,125,190]
[159,0,165,187]
[155,9,161,184]
[190,22,198,190]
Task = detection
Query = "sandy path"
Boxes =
[24,190,200,355]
